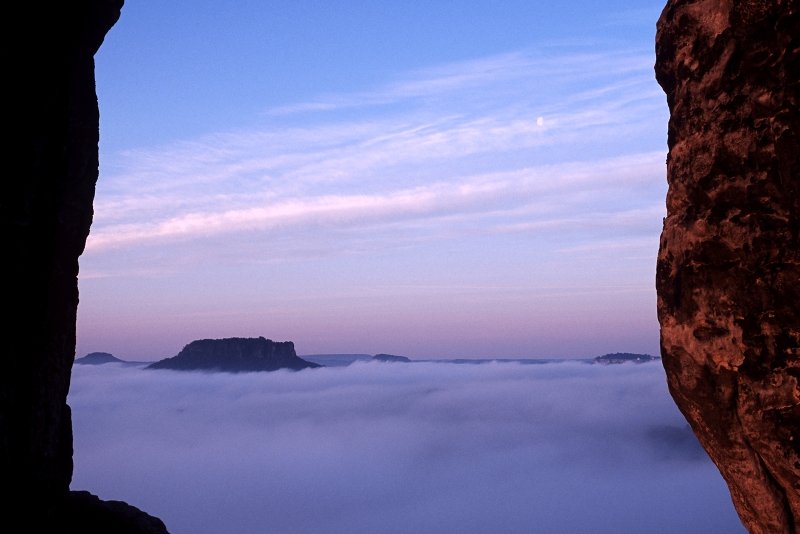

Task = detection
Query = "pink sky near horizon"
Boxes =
[77,7,667,361]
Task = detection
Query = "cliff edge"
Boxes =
[655,1,800,532]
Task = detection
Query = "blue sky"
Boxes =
[78,1,669,360]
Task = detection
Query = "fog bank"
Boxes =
[69,361,745,534]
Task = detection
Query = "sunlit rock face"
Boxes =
[0,1,122,530]
[655,1,800,532]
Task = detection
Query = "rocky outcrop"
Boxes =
[0,1,127,530]
[147,337,321,372]
[655,1,800,532]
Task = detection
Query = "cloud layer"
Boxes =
[69,361,745,534]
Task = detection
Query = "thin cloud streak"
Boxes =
[87,153,664,251]
[89,47,666,260]
[266,49,656,115]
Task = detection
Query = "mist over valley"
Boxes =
[69,359,744,534]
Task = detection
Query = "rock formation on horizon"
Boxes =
[372,353,411,363]
[593,353,658,364]
[147,337,321,372]
[300,353,372,367]
[75,352,124,365]
[1,1,168,532]
[655,1,800,532]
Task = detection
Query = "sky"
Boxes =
[77,0,670,361]
[70,361,745,534]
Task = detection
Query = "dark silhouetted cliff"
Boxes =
[147,337,321,372]
[655,1,800,532]
[1,1,124,530]
[1,2,169,532]
[68,491,169,534]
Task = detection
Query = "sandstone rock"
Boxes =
[655,1,800,532]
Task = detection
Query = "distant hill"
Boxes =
[594,352,659,364]
[146,337,320,372]
[75,352,125,365]
[372,353,411,363]
[300,354,372,367]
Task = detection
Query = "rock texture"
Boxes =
[655,1,800,532]
[0,1,126,530]
[147,337,321,372]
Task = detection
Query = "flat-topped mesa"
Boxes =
[655,1,800,533]
[147,337,321,372]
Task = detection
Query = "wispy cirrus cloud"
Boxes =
[88,153,664,252]
[89,46,666,261]
[266,48,655,114]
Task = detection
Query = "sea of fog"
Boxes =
[69,360,746,534]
